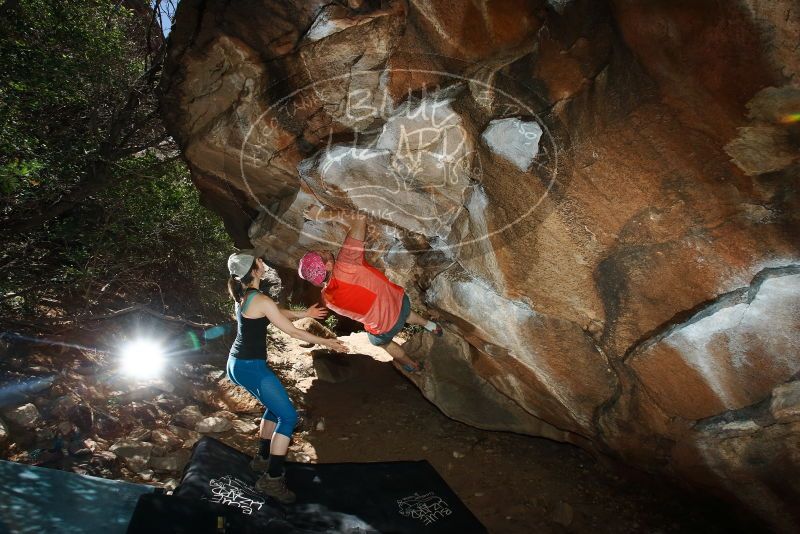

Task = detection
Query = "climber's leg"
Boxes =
[383,340,421,372]
[260,418,276,440]
[406,310,427,326]
[407,310,442,335]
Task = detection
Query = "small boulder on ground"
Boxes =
[150,449,191,473]
[151,379,175,393]
[231,418,258,434]
[3,403,42,428]
[168,424,201,448]
[66,404,94,433]
[68,439,93,458]
[150,428,182,449]
[109,439,154,460]
[50,393,81,418]
[109,439,153,473]
[167,424,200,441]
[173,405,204,427]
[196,416,232,433]
[92,450,118,467]
[552,501,574,527]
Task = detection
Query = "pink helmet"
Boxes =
[298,252,327,286]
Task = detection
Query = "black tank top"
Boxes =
[228,288,270,360]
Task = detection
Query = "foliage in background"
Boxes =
[1,157,232,324]
[0,0,233,326]
[1,0,135,196]
[323,314,339,333]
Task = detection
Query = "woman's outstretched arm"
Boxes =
[259,296,347,352]
[279,303,328,321]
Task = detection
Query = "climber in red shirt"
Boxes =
[298,206,442,372]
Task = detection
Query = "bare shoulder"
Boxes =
[242,291,274,317]
[252,292,275,308]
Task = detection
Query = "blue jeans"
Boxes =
[225,356,298,438]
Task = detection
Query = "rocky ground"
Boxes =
[0,320,767,533]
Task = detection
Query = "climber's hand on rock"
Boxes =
[305,303,328,320]
[323,338,348,353]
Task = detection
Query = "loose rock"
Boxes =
[231,419,258,434]
[150,428,182,449]
[771,381,800,422]
[3,403,42,429]
[109,439,154,461]
[66,404,94,433]
[552,501,574,527]
[196,416,232,433]
[128,428,152,441]
[173,405,204,427]
[150,450,191,473]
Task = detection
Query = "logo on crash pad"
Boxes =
[207,475,265,515]
[397,491,453,525]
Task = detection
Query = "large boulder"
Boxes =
[161,0,800,530]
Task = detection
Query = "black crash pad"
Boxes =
[127,437,486,533]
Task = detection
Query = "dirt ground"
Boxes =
[0,323,768,534]
[262,330,767,534]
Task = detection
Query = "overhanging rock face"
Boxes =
[160,1,800,530]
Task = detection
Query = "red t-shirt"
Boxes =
[322,237,404,334]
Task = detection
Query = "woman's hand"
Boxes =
[305,303,328,320]
[323,338,348,353]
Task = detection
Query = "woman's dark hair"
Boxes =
[227,258,259,303]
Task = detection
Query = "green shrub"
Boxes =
[0,1,232,325]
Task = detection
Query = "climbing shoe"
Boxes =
[256,473,296,504]
[249,455,269,472]
[401,361,425,373]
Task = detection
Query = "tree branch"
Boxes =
[81,304,214,328]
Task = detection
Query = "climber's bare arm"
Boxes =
[303,205,367,241]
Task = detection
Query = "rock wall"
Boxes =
[160,0,800,529]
